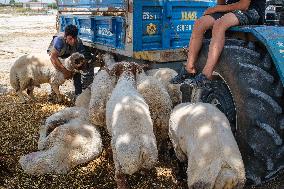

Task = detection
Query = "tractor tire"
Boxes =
[185,39,284,185]
[280,7,284,26]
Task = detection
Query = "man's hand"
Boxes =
[50,49,73,79]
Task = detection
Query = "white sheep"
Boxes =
[10,52,85,103]
[137,71,173,147]
[106,62,158,189]
[88,70,116,127]
[88,53,117,127]
[146,68,182,106]
[38,107,89,150]
[102,53,116,67]
[19,116,102,175]
[169,102,246,189]
[75,86,91,109]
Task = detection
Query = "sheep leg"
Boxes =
[48,90,56,101]
[213,168,238,189]
[115,173,129,189]
[27,85,35,101]
[17,80,32,103]
[173,141,187,161]
[17,90,28,103]
[187,158,222,189]
[169,130,187,161]
[51,84,63,103]
[113,149,129,189]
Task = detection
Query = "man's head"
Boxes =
[64,24,78,46]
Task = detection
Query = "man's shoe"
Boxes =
[184,73,210,88]
[170,66,196,84]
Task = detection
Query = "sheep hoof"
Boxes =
[48,94,55,102]
[222,177,237,189]
[56,95,64,103]
[215,169,238,189]
[191,181,210,189]
[30,96,36,101]
[29,97,36,103]
[19,99,27,104]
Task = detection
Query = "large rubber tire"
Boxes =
[186,39,284,185]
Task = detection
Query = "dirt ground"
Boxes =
[0,10,283,189]
[0,10,74,95]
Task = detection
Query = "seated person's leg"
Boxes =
[189,12,241,88]
[170,15,217,84]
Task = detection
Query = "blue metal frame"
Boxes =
[230,26,284,85]
[133,0,215,51]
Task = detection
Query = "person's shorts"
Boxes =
[209,9,260,25]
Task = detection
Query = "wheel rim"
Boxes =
[201,79,237,134]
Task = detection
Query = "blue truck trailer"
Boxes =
[56,0,284,186]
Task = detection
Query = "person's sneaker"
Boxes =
[184,73,210,88]
[170,66,196,84]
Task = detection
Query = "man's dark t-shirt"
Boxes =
[226,0,266,20]
[52,36,85,58]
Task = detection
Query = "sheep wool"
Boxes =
[10,53,85,103]
[102,53,116,67]
[106,71,158,176]
[38,107,89,150]
[169,102,246,189]
[137,72,173,142]
[19,118,102,175]
[146,68,182,106]
[75,87,91,109]
[89,70,116,127]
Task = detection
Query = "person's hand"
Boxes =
[203,7,218,15]
[63,70,73,79]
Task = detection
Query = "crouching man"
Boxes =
[48,24,94,98]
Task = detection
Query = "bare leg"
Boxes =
[202,13,239,79]
[186,15,215,74]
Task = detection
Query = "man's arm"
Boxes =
[50,49,73,79]
[205,0,251,15]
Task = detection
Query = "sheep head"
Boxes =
[45,119,68,137]
[102,53,116,67]
[70,52,87,70]
[104,61,148,79]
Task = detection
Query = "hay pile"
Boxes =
[0,92,283,189]
[0,92,188,189]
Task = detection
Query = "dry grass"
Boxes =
[0,92,188,189]
[0,92,283,189]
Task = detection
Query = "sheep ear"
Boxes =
[70,52,81,60]
[136,63,148,73]
[110,63,123,77]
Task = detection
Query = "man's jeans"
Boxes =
[73,63,94,96]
